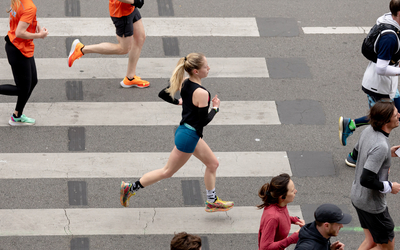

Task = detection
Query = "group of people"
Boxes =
[3,0,233,213]
[4,0,400,249]
[257,174,351,250]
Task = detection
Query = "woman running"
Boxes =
[258,173,305,250]
[120,53,234,212]
[2,0,48,126]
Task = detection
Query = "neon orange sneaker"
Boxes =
[68,39,84,67]
[120,76,150,88]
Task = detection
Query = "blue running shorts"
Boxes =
[174,124,200,153]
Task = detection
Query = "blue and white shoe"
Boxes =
[345,153,356,168]
[339,116,353,146]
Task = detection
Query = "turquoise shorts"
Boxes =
[174,124,200,153]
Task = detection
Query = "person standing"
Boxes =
[294,204,351,250]
[1,0,48,126]
[257,173,305,250]
[120,53,234,212]
[68,0,149,88]
[339,0,400,167]
[351,100,400,250]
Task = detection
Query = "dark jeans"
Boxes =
[1,36,38,115]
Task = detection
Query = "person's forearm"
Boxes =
[117,0,134,4]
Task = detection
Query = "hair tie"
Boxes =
[266,191,271,197]
[184,56,187,61]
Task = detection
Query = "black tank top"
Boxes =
[179,79,210,137]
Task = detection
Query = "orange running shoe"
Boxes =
[68,39,84,67]
[120,76,150,88]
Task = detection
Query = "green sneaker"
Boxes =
[9,114,35,126]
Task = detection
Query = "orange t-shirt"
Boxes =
[109,0,135,18]
[7,0,37,58]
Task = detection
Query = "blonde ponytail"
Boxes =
[8,0,20,13]
[166,53,205,98]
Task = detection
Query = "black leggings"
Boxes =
[1,36,38,115]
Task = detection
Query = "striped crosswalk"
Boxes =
[0,2,366,248]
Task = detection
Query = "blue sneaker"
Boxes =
[345,153,356,167]
[339,117,353,146]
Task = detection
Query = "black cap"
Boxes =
[314,204,352,224]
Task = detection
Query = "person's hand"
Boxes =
[38,27,48,39]
[132,0,144,8]
[295,219,305,227]
[178,98,183,105]
[211,95,220,108]
[391,182,400,194]
[390,145,400,157]
[330,241,344,250]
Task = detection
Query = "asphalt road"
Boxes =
[0,0,398,249]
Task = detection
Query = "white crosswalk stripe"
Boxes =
[0,101,280,126]
[0,18,373,36]
[0,206,302,236]
[0,58,269,79]
[0,152,291,179]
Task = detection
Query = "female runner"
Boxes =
[258,173,305,250]
[120,53,234,212]
[2,0,48,125]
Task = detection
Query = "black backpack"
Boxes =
[361,23,400,63]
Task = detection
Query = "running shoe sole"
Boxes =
[8,120,35,126]
[120,80,150,88]
[120,181,134,207]
[345,158,356,168]
[205,206,234,213]
[338,116,346,146]
[68,39,82,67]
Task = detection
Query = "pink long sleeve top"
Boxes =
[258,204,300,250]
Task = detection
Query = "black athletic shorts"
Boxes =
[353,204,394,244]
[111,7,141,37]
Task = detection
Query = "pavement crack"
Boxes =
[64,209,72,235]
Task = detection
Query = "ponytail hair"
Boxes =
[166,53,205,98]
[257,173,291,209]
[8,0,20,13]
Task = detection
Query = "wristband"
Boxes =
[212,107,219,113]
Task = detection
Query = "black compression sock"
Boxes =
[130,180,144,193]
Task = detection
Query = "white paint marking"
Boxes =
[0,151,291,178]
[0,101,280,126]
[302,27,371,34]
[0,206,302,236]
[0,58,269,79]
[0,18,260,37]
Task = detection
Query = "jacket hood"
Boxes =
[377,12,400,30]
[298,222,329,245]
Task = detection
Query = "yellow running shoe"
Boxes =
[68,39,84,67]
[120,181,135,207]
[205,196,234,212]
[120,76,150,88]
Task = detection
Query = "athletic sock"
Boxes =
[129,180,144,193]
[13,113,21,118]
[206,188,216,202]
[128,76,134,81]
[80,45,85,55]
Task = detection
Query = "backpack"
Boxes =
[361,23,400,63]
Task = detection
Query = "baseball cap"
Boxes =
[314,204,352,224]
